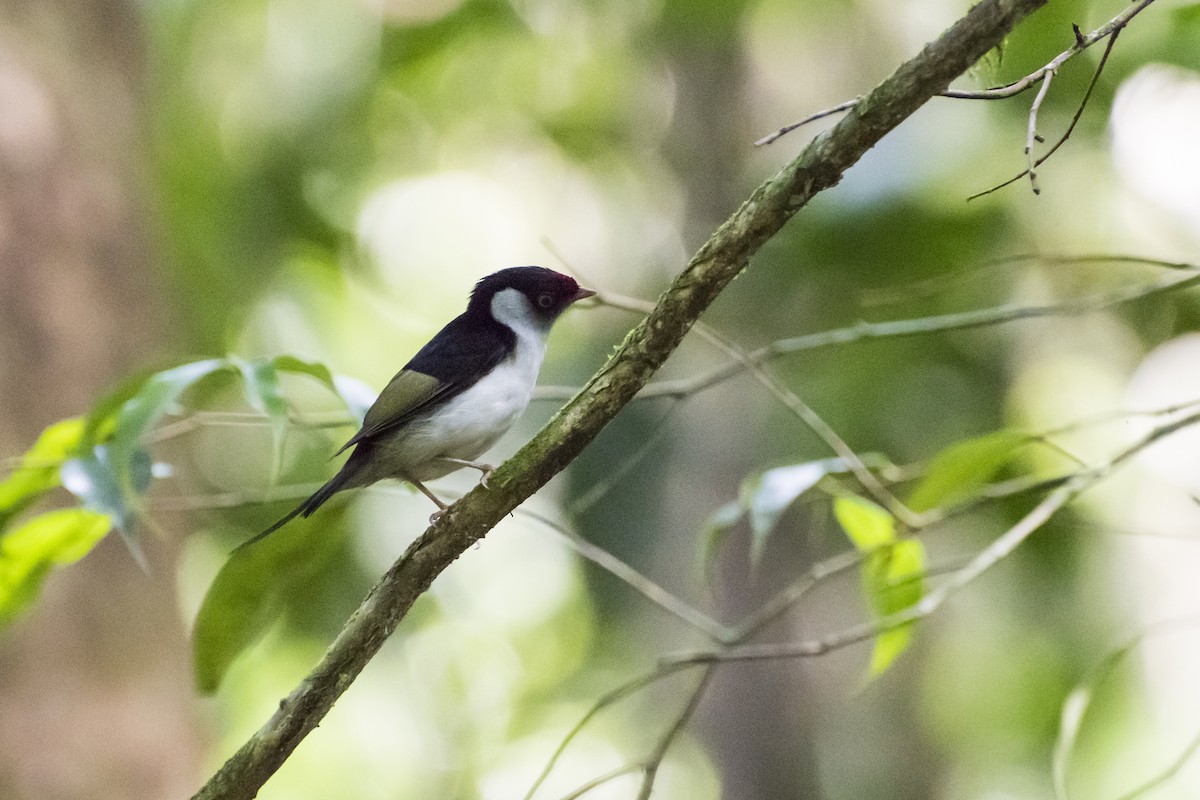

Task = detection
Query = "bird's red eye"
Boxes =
[537,293,554,309]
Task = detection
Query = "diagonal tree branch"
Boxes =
[191,0,1049,796]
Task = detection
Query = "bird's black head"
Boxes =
[468,266,595,323]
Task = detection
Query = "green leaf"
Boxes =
[80,369,156,446]
[274,353,372,427]
[235,357,290,484]
[834,494,896,551]
[108,359,230,462]
[1051,620,1200,799]
[835,495,924,676]
[192,542,286,695]
[0,418,85,530]
[60,447,153,566]
[0,509,111,628]
[745,461,838,565]
[907,430,1028,513]
[272,354,338,390]
[704,457,884,577]
[863,539,926,675]
[71,359,230,560]
[192,507,347,694]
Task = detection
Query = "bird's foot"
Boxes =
[429,507,446,525]
[437,457,496,488]
[478,466,495,489]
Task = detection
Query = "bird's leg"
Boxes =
[436,457,496,489]
[405,475,450,524]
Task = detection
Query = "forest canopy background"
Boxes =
[2,1,1200,799]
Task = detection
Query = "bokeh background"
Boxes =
[3,0,1200,798]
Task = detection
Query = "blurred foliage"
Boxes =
[5,0,1200,798]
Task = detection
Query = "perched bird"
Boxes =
[246,266,594,546]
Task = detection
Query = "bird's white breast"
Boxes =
[384,288,550,481]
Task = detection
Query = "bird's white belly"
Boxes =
[375,345,543,483]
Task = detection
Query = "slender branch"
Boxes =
[667,474,1089,666]
[523,663,700,800]
[146,409,352,445]
[635,665,717,800]
[969,28,1121,200]
[566,400,684,516]
[522,509,730,641]
[191,2,1050,796]
[559,764,643,800]
[755,99,862,146]
[532,268,1200,403]
[757,0,1155,143]
[726,549,865,643]
[742,359,923,527]
[861,251,1198,308]
[1025,67,1054,194]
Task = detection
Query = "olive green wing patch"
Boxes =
[334,369,453,454]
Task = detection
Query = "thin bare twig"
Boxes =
[726,549,865,643]
[755,99,862,146]
[636,664,717,800]
[521,508,730,641]
[559,764,643,800]
[861,251,1197,308]
[522,663,700,800]
[757,0,1154,144]
[969,28,1121,200]
[744,360,923,528]
[1025,67,1054,194]
[533,268,1200,404]
[666,474,1089,667]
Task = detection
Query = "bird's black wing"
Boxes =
[335,312,514,453]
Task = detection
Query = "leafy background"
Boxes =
[2,0,1200,798]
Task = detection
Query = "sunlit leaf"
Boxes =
[907,430,1028,512]
[0,418,85,530]
[192,507,348,694]
[235,356,290,484]
[864,539,926,675]
[835,495,924,676]
[834,494,896,551]
[0,509,111,628]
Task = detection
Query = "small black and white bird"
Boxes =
[247,266,594,546]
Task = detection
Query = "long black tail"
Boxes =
[236,461,357,551]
